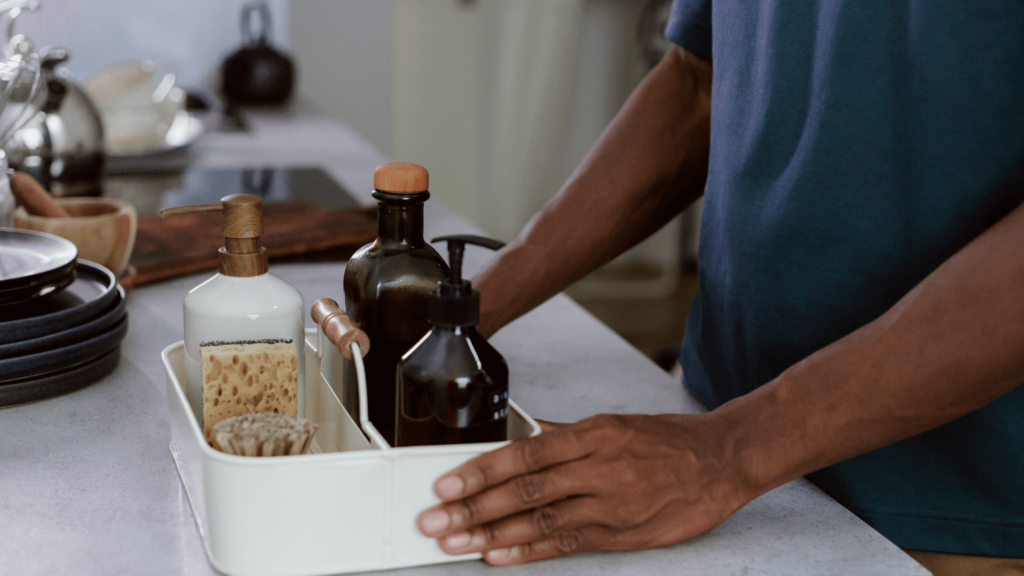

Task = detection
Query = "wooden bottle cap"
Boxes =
[159,194,268,278]
[311,298,370,359]
[373,162,429,193]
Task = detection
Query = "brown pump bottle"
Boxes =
[343,163,448,446]
[396,235,508,447]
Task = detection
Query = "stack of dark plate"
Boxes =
[0,229,128,406]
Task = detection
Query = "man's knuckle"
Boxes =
[474,465,492,490]
[590,413,624,428]
[513,474,546,504]
[517,439,545,472]
[617,463,640,485]
[532,506,560,537]
[604,505,629,528]
[459,500,480,525]
[580,414,625,444]
[557,530,584,554]
[475,523,495,545]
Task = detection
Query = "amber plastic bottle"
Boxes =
[343,163,448,446]
[395,235,508,447]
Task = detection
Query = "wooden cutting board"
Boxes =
[130,202,377,286]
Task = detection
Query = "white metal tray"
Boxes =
[163,327,541,576]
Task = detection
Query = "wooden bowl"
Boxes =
[14,198,138,277]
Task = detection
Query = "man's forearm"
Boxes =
[474,48,713,338]
[716,199,1024,500]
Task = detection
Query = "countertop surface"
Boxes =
[0,112,929,576]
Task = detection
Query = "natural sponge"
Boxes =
[201,340,298,446]
[212,412,318,457]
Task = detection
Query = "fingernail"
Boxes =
[436,476,464,499]
[486,548,510,561]
[444,531,471,549]
[419,510,450,535]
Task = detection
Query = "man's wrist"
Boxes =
[474,239,546,338]
[702,378,800,504]
[659,411,766,514]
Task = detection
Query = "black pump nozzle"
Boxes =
[432,234,505,291]
[429,235,505,326]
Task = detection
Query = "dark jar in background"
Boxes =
[343,163,448,446]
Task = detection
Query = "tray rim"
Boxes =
[160,332,539,467]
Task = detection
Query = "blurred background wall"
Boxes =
[20,0,693,286]
[293,0,697,305]
[22,0,699,362]
[12,0,290,87]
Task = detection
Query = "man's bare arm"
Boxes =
[722,196,1024,498]
[415,198,1024,566]
[474,47,712,338]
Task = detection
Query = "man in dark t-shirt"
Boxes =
[414,1,1024,572]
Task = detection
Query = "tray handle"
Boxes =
[311,298,377,444]
[311,298,370,360]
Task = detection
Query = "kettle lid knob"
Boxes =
[39,45,69,69]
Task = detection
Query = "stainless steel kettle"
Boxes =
[3,45,104,197]
[0,1,105,197]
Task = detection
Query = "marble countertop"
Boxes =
[0,112,929,576]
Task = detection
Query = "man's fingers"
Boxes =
[482,526,609,566]
[437,496,600,556]
[431,425,592,502]
[534,419,565,433]
[419,462,594,537]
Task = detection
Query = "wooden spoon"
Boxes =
[10,172,71,218]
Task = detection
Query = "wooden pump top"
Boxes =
[160,194,269,277]
[374,162,429,193]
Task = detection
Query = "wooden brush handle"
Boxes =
[311,298,370,359]
[10,172,70,218]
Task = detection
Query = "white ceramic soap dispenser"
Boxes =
[162,194,305,443]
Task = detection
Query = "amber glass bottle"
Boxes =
[343,163,448,446]
[395,235,508,447]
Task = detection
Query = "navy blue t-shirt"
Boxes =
[667,0,1024,557]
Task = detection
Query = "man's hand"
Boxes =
[416,414,747,566]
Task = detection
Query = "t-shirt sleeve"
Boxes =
[664,0,712,61]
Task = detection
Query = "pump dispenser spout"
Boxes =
[429,235,505,327]
[160,194,269,277]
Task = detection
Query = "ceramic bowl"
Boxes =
[84,60,185,153]
[14,198,138,277]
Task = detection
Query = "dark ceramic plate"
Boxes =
[0,257,77,292]
[0,228,78,289]
[0,286,126,360]
[0,313,128,382]
[0,345,121,407]
[0,265,76,306]
[0,260,117,344]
